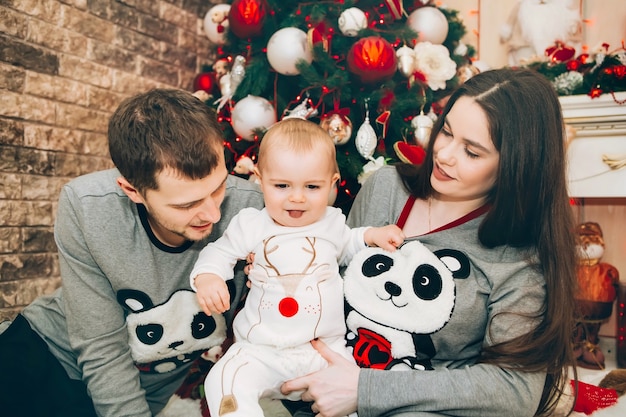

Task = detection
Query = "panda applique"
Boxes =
[117,289,227,374]
[344,240,470,371]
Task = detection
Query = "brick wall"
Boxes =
[0,0,217,321]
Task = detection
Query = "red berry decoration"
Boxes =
[228,0,267,39]
[347,36,398,83]
[193,72,217,94]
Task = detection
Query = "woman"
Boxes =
[281,68,578,417]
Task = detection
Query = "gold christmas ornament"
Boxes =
[320,112,352,145]
[456,63,480,84]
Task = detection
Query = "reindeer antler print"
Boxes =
[301,237,318,274]
[260,236,281,276]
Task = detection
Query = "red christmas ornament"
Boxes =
[193,72,217,94]
[228,0,267,39]
[567,53,591,71]
[566,59,581,71]
[347,36,398,83]
[614,65,626,79]
[545,41,576,63]
[307,21,331,53]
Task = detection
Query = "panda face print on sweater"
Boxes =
[344,240,470,371]
[117,289,227,374]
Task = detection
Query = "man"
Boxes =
[0,89,264,417]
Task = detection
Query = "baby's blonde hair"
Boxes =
[257,118,339,175]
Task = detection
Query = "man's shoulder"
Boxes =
[226,174,261,192]
[225,175,264,207]
[62,168,122,198]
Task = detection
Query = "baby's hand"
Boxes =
[365,225,405,252]
[194,273,230,315]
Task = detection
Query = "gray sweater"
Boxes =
[22,169,264,417]
[347,166,546,417]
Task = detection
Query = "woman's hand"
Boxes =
[244,252,255,288]
[281,339,360,417]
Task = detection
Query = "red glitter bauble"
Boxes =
[347,36,397,83]
[193,72,217,94]
[228,0,267,38]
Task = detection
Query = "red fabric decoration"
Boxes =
[347,36,398,83]
[376,110,391,138]
[545,41,576,63]
[393,141,426,165]
[228,0,267,38]
[572,379,618,415]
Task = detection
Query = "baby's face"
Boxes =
[258,145,339,228]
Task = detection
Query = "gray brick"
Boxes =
[0,227,21,253]
[0,118,24,146]
[0,62,26,91]
[0,34,59,74]
[16,148,55,176]
[23,227,56,252]
[0,172,21,199]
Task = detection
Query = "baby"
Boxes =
[190,118,404,416]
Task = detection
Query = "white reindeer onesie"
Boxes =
[190,207,364,417]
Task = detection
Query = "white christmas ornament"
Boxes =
[231,95,277,141]
[266,27,313,75]
[355,103,377,159]
[203,4,231,45]
[396,45,416,77]
[215,55,247,112]
[338,7,368,37]
[407,6,449,45]
[411,111,434,148]
[282,96,318,120]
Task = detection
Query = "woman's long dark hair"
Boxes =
[398,68,577,416]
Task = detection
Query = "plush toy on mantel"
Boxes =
[572,222,620,369]
[343,241,469,371]
[499,0,582,66]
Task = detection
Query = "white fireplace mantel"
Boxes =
[560,92,626,198]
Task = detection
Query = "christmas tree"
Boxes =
[194,0,477,212]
